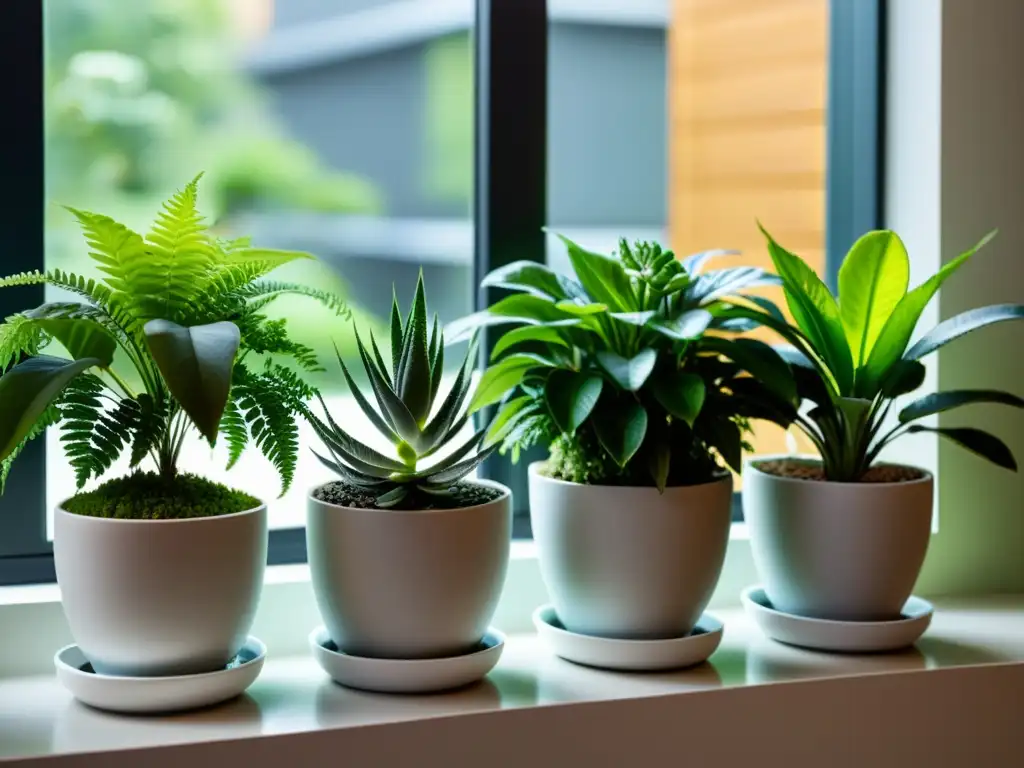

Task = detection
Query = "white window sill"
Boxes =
[1,596,1020,766]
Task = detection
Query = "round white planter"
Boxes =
[742,455,933,621]
[528,462,733,640]
[306,480,511,660]
[53,503,267,677]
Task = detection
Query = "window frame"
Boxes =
[0,0,884,585]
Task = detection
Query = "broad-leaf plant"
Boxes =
[450,236,798,490]
[0,174,348,495]
[726,225,1024,480]
[306,273,494,509]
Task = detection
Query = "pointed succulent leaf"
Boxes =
[332,347,400,444]
[390,288,403,375]
[368,330,392,387]
[899,389,1024,424]
[308,403,407,473]
[429,329,445,409]
[311,448,390,486]
[355,329,421,444]
[423,427,487,476]
[544,370,603,434]
[906,425,1016,471]
[419,348,474,453]
[904,303,1024,361]
[0,355,101,462]
[596,348,657,392]
[144,319,240,446]
[376,486,410,509]
[398,274,433,424]
[424,443,497,485]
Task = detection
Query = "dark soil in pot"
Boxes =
[314,480,502,510]
[755,458,926,483]
[63,472,260,519]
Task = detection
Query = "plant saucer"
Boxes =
[309,627,505,694]
[54,636,266,714]
[533,605,723,671]
[742,586,934,653]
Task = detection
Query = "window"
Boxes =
[0,0,881,584]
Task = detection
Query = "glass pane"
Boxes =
[44,0,474,531]
[545,0,827,481]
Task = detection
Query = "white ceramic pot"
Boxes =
[742,455,933,621]
[54,503,267,677]
[306,480,511,659]
[528,462,733,640]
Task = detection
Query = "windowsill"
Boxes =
[1,596,1021,765]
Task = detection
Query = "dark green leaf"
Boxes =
[390,288,403,375]
[333,346,399,444]
[905,303,1024,361]
[648,309,714,341]
[558,234,634,311]
[899,389,1024,423]
[544,370,603,434]
[838,230,910,366]
[369,330,393,387]
[879,359,926,398]
[648,439,671,493]
[597,348,657,391]
[144,319,240,446]
[469,353,553,413]
[485,395,534,446]
[860,230,996,395]
[650,371,705,426]
[705,418,743,473]
[0,355,101,462]
[35,318,117,367]
[701,336,797,405]
[906,425,1016,471]
[354,329,421,445]
[398,273,432,424]
[593,394,647,467]
[609,310,656,326]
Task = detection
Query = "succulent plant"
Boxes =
[307,274,495,509]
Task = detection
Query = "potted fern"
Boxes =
[0,175,343,677]
[735,225,1023,621]
[454,237,795,641]
[305,274,510,661]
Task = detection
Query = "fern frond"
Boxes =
[24,302,130,346]
[59,374,133,488]
[129,393,168,468]
[237,315,323,372]
[64,207,148,300]
[0,404,60,493]
[0,270,136,334]
[221,394,249,470]
[232,364,315,495]
[0,314,49,371]
[235,281,352,320]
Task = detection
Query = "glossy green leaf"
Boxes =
[609,310,656,326]
[906,425,1016,471]
[596,348,657,391]
[554,301,608,316]
[0,355,101,462]
[686,267,778,305]
[650,371,705,426]
[904,303,1024,361]
[705,417,743,474]
[838,230,910,366]
[482,260,569,300]
[144,319,240,446]
[558,234,634,311]
[488,293,575,324]
[491,325,572,360]
[880,359,926,398]
[36,318,116,367]
[485,395,534,446]
[544,370,603,434]
[899,389,1024,423]
[648,439,671,493]
[759,222,854,395]
[354,329,421,445]
[859,230,996,396]
[648,309,714,341]
[593,394,647,467]
[469,353,553,413]
[700,336,797,405]
[680,248,740,274]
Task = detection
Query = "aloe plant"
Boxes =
[729,225,1024,480]
[0,174,348,496]
[307,274,495,509]
[449,236,798,490]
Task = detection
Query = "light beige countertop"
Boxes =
[0,596,1022,765]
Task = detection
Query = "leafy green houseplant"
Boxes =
[0,175,347,679]
[305,274,512,666]
[452,236,795,645]
[740,225,1024,624]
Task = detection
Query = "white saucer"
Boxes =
[742,586,934,653]
[533,605,723,671]
[310,627,505,694]
[54,637,266,714]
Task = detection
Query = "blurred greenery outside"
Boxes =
[43,0,474,394]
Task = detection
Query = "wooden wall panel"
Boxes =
[669,0,829,461]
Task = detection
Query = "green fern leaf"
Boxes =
[58,375,118,488]
[222,393,249,470]
[234,281,351,320]
[0,403,60,493]
[129,393,167,468]
[64,207,149,301]
[0,315,49,371]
